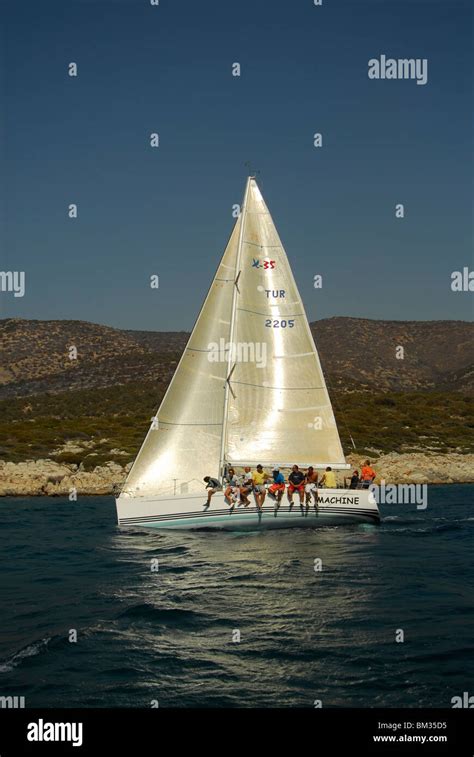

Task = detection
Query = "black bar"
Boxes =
[0,708,472,755]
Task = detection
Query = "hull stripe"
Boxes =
[119,506,377,521]
[119,505,380,526]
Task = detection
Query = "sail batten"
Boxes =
[236,308,305,317]
[231,381,328,390]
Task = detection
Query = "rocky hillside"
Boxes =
[1,318,472,482]
[0,319,186,400]
[315,318,474,393]
[1,317,472,399]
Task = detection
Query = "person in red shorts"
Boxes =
[287,464,305,507]
[267,467,286,506]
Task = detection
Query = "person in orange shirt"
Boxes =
[360,460,376,488]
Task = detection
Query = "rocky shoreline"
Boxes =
[0,453,473,497]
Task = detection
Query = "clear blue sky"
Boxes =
[0,0,472,330]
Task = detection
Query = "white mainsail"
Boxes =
[223,178,347,469]
[121,216,242,498]
[121,177,347,501]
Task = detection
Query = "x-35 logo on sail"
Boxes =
[252,258,276,269]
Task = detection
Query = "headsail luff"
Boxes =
[224,178,347,468]
[121,216,242,498]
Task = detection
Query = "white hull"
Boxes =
[116,489,380,531]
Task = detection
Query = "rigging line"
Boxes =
[323,368,358,451]
[214,277,234,282]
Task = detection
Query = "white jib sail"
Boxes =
[224,178,347,469]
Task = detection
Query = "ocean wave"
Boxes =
[158,565,194,574]
[383,515,423,522]
[405,646,474,664]
[0,636,52,672]
[117,603,205,626]
[432,523,464,533]
[383,522,465,536]
[147,546,190,555]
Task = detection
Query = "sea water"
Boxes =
[0,486,472,708]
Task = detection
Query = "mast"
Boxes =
[218,176,251,478]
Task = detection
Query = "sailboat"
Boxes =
[116,177,380,530]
